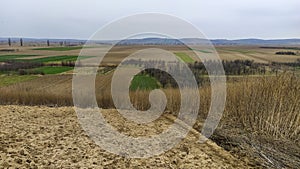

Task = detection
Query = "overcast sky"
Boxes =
[0,0,299,39]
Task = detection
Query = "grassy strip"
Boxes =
[28,55,78,63]
[33,46,83,51]
[130,74,161,90]
[197,50,212,53]
[0,75,38,87]
[174,52,195,63]
[20,55,94,63]
[0,55,38,62]
[31,66,74,74]
[189,48,213,53]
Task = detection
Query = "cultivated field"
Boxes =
[216,46,300,63]
[1,45,300,65]
[0,44,300,168]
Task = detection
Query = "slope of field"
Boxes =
[0,105,249,168]
[0,75,38,87]
[130,74,161,90]
[0,54,38,62]
[174,52,195,63]
[33,46,83,51]
[31,66,74,74]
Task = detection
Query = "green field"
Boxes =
[31,66,73,74]
[0,55,38,62]
[190,48,213,53]
[0,55,94,63]
[174,52,195,63]
[33,46,83,51]
[0,75,38,87]
[28,55,78,63]
[22,55,94,63]
[130,75,161,90]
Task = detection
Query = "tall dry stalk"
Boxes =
[0,73,298,141]
[224,73,300,141]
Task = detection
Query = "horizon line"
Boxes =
[1,36,300,41]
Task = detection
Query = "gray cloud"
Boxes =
[0,0,299,39]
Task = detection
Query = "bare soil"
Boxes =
[0,105,251,168]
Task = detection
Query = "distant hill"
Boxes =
[99,38,300,46]
[211,38,300,45]
[1,37,300,46]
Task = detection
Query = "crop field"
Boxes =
[216,46,300,63]
[0,75,38,87]
[33,46,84,51]
[174,52,195,63]
[129,74,161,90]
[0,55,94,63]
[28,55,79,63]
[0,44,300,168]
[31,66,74,74]
[26,55,95,63]
[1,45,299,65]
[0,54,38,62]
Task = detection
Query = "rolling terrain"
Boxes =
[0,43,299,168]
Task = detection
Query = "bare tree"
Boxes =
[8,38,11,46]
[20,38,23,46]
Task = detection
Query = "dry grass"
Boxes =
[0,73,298,142]
[129,74,300,142]
[0,72,299,168]
[224,73,300,141]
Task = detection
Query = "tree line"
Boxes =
[122,59,300,88]
[275,51,296,55]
